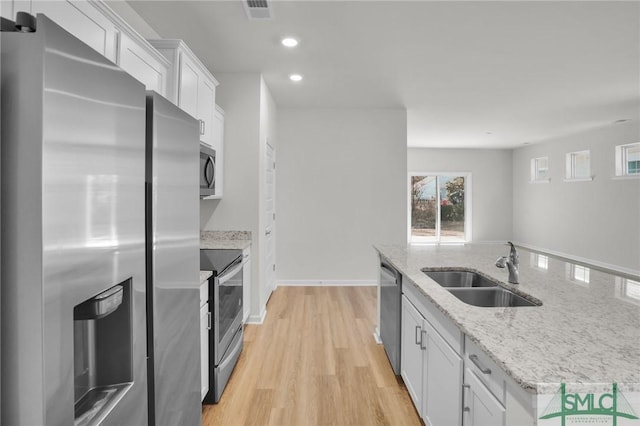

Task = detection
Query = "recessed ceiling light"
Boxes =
[289,74,303,82]
[281,37,299,47]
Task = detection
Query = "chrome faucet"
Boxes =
[495,241,519,284]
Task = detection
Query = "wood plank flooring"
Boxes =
[202,286,421,426]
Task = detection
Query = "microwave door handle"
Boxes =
[204,156,215,188]
[218,262,244,285]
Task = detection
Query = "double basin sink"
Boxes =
[422,269,541,308]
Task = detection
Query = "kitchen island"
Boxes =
[376,243,640,424]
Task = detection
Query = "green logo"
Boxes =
[539,383,639,425]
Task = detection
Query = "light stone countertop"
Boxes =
[200,230,252,250]
[200,271,212,284]
[375,244,640,394]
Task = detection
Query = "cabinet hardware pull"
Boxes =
[415,325,422,346]
[469,354,492,374]
[207,312,212,330]
[199,119,205,135]
[462,384,471,414]
[420,329,427,350]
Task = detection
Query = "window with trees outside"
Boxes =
[409,174,470,244]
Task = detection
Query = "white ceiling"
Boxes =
[126,1,639,148]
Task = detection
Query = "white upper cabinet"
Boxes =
[29,0,119,62]
[197,79,216,146]
[113,27,169,96]
[178,52,200,118]
[3,1,170,97]
[148,39,220,146]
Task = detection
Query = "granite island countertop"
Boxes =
[200,230,252,250]
[375,244,640,394]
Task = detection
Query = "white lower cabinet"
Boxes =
[401,296,425,413]
[424,319,463,426]
[463,368,505,426]
[401,282,536,426]
[401,294,462,426]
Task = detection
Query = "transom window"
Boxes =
[409,174,470,244]
[530,157,550,182]
[565,150,591,180]
[615,142,640,177]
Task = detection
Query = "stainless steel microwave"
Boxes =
[200,143,216,197]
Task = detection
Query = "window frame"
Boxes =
[615,142,640,178]
[530,156,550,183]
[407,172,472,245]
[564,150,593,182]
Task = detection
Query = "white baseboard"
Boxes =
[277,280,377,287]
[373,328,382,344]
[246,307,267,325]
[513,241,640,278]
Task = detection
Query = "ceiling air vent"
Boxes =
[243,0,273,20]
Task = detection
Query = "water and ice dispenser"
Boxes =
[73,279,133,425]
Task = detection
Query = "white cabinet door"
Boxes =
[197,78,216,146]
[242,248,251,323]
[31,0,118,62]
[118,32,168,96]
[464,368,505,426]
[401,295,425,416]
[147,39,219,147]
[200,302,209,401]
[178,53,200,119]
[424,320,463,426]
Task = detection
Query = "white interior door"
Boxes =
[264,141,276,298]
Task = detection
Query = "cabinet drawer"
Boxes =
[465,337,507,405]
[200,281,209,307]
[403,280,463,354]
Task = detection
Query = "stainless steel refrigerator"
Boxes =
[1,14,148,425]
[145,91,201,425]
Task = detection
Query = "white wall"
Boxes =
[200,73,264,318]
[276,108,407,283]
[407,148,513,242]
[201,73,260,232]
[512,121,640,274]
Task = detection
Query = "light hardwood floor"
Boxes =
[202,286,421,426]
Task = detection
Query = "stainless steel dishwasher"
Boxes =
[379,257,402,375]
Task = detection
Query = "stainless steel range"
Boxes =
[200,249,246,403]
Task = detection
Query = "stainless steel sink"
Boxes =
[422,269,499,288]
[447,287,541,307]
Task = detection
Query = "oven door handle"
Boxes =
[218,261,244,285]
